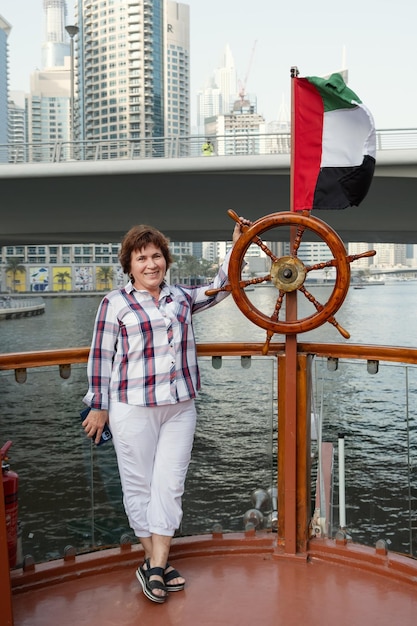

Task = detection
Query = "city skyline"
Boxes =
[1,0,417,129]
[1,3,416,254]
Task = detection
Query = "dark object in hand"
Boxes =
[80,407,112,446]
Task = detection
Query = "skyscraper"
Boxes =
[75,0,162,148]
[196,44,237,134]
[0,15,12,161]
[196,80,221,133]
[164,2,190,140]
[25,1,71,161]
[8,93,26,163]
[42,0,70,69]
[26,63,71,160]
[74,0,190,155]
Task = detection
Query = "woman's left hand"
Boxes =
[232,217,251,244]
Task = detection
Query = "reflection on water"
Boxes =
[2,283,417,352]
[0,295,101,353]
[0,285,416,561]
[195,281,417,346]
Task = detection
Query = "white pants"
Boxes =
[109,399,196,538]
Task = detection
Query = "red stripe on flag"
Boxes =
[293,78,324,211]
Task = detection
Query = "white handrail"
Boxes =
[2,128,417,164]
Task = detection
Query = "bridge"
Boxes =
[367,266,417,278]
[1,129,417,245]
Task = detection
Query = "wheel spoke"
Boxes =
[271,290,286,322]
[252,236,279,262]
[262,291,286,354]
[292,223,307,256]
[262,330,275,355]
[346,250,376,263]
[205,284,233,297]
[227,208,279,263]
[328,317,350,339]
[305,258,337,273]
[298,285,324,313]
[244,274,272,287]
[299,286,350,338]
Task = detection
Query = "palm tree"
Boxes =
[170,256,184,283]
[97,266,114,290]
[199,258,217,279]
[55,271,71,291]
[6,257,26,292]
[171,255,214,285]
[182,255,203,285]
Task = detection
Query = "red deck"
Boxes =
[10,532,417,626]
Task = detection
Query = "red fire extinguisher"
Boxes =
[1,441,18,568]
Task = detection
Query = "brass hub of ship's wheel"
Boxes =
[270,256,307,292]
[206,210,375,352]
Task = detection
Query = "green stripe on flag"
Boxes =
[307,73,362,112]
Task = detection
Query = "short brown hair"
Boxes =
[119,225,173,275]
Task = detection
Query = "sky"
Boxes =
[2,0,417,129]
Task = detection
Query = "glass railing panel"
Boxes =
[0,356,275,566]
[0,364,129,566]
[313,357,417,556]
[181,356,275,535]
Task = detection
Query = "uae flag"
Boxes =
[292,73,376,211]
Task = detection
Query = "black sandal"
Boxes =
[136,559,167,604]
[164,562,185,592]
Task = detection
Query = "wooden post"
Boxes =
[277,351,312,554]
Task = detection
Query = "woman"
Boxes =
[82,220,246,603]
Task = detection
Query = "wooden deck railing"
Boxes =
[2,341,417,626]
[1,342,417,372]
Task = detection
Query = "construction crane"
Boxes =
[237,40,258,104]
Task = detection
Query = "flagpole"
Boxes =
[289,66,299,215]
[280,66,300,555]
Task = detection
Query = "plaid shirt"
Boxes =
[83,251,231,409]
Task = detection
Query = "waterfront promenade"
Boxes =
[0,296,45,320]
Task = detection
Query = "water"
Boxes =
[1,283,416,562]
[2,281,417,353]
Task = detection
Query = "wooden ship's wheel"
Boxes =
[207,210,375,353]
